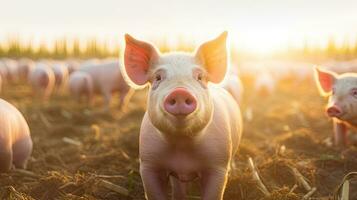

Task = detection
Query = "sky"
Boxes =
[1,0,357,53]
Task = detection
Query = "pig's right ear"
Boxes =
[314,66,337,96]
[124,34,159,86]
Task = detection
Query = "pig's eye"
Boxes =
[332,88,335,95]
[197,74,203,81]
[155,74,162,82]
[351,88,357,98]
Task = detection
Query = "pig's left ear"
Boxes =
[314,66,337,96]
[124,34,159,86]
[195,31,228,83]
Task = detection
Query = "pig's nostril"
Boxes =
[185,98,192,105]
[169,99,176,105]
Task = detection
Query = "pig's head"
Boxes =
[315,67,357,122]
[123,32,228,137]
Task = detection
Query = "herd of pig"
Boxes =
[0,32,357,199]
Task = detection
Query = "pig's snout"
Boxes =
[164,88,197,116]
[326,105,343,117]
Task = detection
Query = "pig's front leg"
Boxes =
[140,164,169,200]
[170,177,186,200]
[333,119,348,146]
[200,167,228,200]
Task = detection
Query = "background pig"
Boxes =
[2,58,19,83]
[68,71,94,104]
[221,70,244,104]
[254,71,276,96]
[51,63,69,94]
[18,58,35,80]
[78,61,133,110]
[28,63,55,101]
[315,67,357,146]
[123,32,242,200]
[0,99,32,172]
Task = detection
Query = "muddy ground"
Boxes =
[0,74,356,200]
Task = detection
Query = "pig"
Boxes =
[123,32,242,200]
[315,66,357,146]
[78,61,133,110]
[0,98,32,172]
[68,71,94,104]
[66,60,81,74]
[18,58,35,80]
[254,71,276,96]
[221,72,244,104]
[2,59,19,82]
[0,61,9,83]
[28,63,55,101]
[51,63,69,93]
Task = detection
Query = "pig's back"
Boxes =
[209,84,242,156]
[79,62,120,89]
[0,99,30,143]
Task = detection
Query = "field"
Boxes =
[0,62,357,200]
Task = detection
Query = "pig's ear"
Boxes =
[124,34,159,86]
[195,31,228,83]
[314,66,337,96]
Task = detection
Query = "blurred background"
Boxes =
[1,0,357,61]
[1,1,357,199]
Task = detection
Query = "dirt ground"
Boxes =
[0,73,357,200]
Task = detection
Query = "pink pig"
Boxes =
[28,63,55,101]
[78,61,133,109]
[0,99,32,172]
[221,71,244,104]
[123,32,242,200]
[18,58,35,80]
[68,71,94,104]
[315,66,357,146]
[51,63,69,94]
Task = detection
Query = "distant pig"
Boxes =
[254,71,276,96]
[79,61,133,110]
[28,63,55,101]
[52,63,69,94]
[221,72,244,104]
[315,67,357,146]
[0,99,32,172]
[123,32,242,200]
[68,71,94,104]
[18,58,35,80]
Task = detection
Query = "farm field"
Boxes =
[0,61,356,200]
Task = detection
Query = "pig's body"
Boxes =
[2,59,19,82]
[221,74,244,104]
[52,64,69,93]
[28,64,55,100]
[18,59,35,80]
[124,32,242,199]
[254,72,275,96]
[140,85,242,199]
[0,99,32,172]
[79,62,133,109]
[69,71,94,104]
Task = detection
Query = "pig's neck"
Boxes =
[163,134,198,146]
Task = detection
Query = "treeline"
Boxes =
[0,38,120,59]
[1,37,357,61]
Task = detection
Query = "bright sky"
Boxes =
[1,0,357,53]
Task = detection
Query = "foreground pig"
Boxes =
[28,63,55,100]
[0,99,32,172]
[79,61,133,109]
[123,32,242,200]
[68,71,94,104]
[52,63,69,93]
[315,67,357,146]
